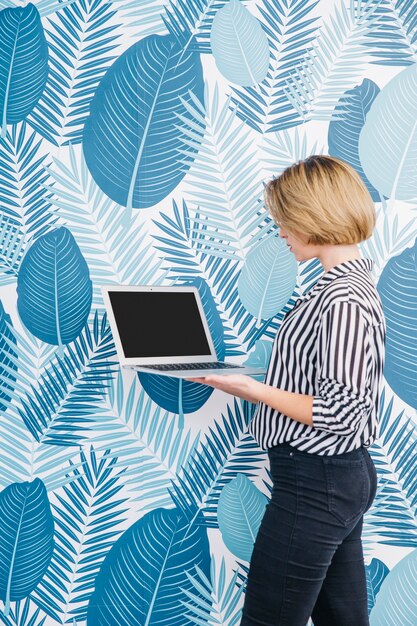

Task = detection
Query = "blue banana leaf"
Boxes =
[83,33,204,221]
[366,558,389,614]
[329,79,381,201]
[370,549,417,625]
[87,507,211,625]
[217,473,268,561]
[0,300,17,412]
[238,234,298,320]
[0,3,48,137]
[359,63,417,201]
[377,237,417,409]
[210,0,270,86]
[17,226,92,348]
[0,478,54,616]
[243,338,273,370]
[138,277,226,421]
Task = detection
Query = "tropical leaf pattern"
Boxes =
[28,0,122,145]
[363,0,417,67]
[0,0,416,622]
[0,300,17,412]
[31,448,128,623]
[230,0,320,133]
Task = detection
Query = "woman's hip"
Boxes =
[266,442,377,528]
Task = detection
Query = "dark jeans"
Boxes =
[240,443,378,626]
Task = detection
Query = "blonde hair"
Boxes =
[264,155,376,245]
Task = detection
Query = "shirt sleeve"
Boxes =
[312,300,373,436]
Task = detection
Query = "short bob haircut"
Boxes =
[264,155,376,246]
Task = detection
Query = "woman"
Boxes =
[187,155,386,626]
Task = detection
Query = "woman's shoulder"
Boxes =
[319,275,385,328]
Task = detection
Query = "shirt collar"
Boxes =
[313,257,374,290]
[290,257,374,311]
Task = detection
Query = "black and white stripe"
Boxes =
[249,258,386,455]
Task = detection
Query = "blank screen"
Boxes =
[108,291,212,358]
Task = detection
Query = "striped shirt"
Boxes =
[249,257,386,455]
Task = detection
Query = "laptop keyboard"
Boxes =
[138,361,242,371]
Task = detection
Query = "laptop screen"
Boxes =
[108,291,212,358]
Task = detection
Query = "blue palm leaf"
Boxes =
[0,123,57,241]
[32,0,77,17]
[377,238,417,408]
[28,0,121,145]
[44,146,163,305]
[0,0,74,15]
[230,0,320,132]
[178,557,245,626]
[0,300,17,412]
[92,371,201,511]
[17,226,92,348]
[0,319,87,490]
[217,473,268,561]
[365,388,417,547]
[284,0,380,122]
[0,597,47,626]
[176,83,268,260]
[359,206,417,273]
[31,448,128,624]
[86,507,211,625]
[168,399,262,527]
[152,199,251,355]
[261,126,323,186]
[111,0,167,35]
[328,79,381,202]
[0,217,25,286]
[366,558,389,614]
[363,0,417,67]
[162,0,231,53]
[210,0,270,86]
[83,33,204,221]
[1,310,117,446]
[0,4,48,138]
[0,478,54,617]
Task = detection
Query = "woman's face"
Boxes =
[277,222,313,262]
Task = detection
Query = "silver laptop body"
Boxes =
[101,285,266,378]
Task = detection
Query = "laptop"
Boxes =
[101,285,267,378]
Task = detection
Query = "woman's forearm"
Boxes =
[254,381,314,427]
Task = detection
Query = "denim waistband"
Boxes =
[267,442,367,461]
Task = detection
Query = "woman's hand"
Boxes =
[186,374,262,403]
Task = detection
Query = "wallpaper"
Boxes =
[0,0,417,624]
